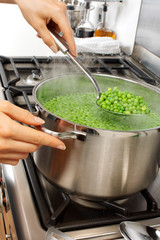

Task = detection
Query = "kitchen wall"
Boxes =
[90,0,142,55]
[112,0,142,55]
[135,0,160,58]
[0,0,141,56]
[132,0,160,78]
[0,3,53,56]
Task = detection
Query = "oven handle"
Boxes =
[45,227,75,240]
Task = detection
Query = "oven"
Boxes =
[1,0,160,239]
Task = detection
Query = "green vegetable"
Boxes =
[97,87,150,115]
[43,92,160,131]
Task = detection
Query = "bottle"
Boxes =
[94,2,116,39]
[67,4,76,31]
[75,1,94,38]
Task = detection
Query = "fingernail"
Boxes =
[50,45,58,53]
[70,49,77,57]
[34,116,45,124]
[57,145,66,150]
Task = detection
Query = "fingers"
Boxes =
[36,3,77,56]
[0,160,19,166]
[38,21,76,56]
[0,100,45,126]
[37,23,59,53]
[0,152,29,160]
[16,0,77,56]
[0,137,40,154]
[11,122,66,150]
[53,2,77,56]
[0,105,66,151]
[54,20,76,56]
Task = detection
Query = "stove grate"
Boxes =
[0,55,52,88]
[23,154,160,232]
[1,55,159,91]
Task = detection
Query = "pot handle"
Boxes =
[32,107,86,141]
[35,126,87,141]
[45,227,75,240]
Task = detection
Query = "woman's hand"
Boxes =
[0,0,77,56]
[14,0,77,56]
[0,100,66,165]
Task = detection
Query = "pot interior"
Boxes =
[34,74,160,131]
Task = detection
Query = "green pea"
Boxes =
[43,88,160,132]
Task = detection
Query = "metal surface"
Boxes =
[132,0,160,78]
[3,159,160,240]
[36,126,87,140]
[120,221,160,240]
[46,227,75,240]
[2,162,46,240]
[135,0,160,58]
[3,160,160,240]
[132,45,160,79]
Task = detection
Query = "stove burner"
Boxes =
[69,195,106,209]
[25,69,43,86]
[70,195,130,210]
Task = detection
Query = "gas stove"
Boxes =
[1,53,160,240]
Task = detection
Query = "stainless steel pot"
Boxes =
[67,4,85,30]
[33,74,160,201]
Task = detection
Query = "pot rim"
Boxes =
[33,73,160,133]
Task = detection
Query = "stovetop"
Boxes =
[1,53,160,240]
